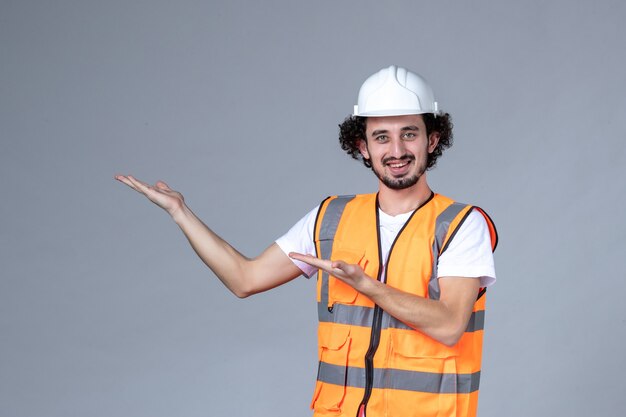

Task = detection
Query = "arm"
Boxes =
[353,272,479,346]
[289,253,478,346]
[116,175,302,297]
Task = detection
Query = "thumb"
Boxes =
[332,260,352,272]
[156,181,171,190]
[334,260,364,276]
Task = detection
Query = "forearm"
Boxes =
[115,175,299,296]
[358,278,477,346]
[171,204,254,297]
[287,254,478,346]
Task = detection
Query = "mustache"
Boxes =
[382,154,415,165]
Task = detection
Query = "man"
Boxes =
[116,65,497,417]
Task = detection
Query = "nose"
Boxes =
[389,137,406,158]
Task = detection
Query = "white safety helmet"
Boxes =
[353,65,440,117]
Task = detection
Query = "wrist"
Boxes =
[170,203,192,225]
[357,274,381,297]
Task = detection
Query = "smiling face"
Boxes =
[358,114,440,191]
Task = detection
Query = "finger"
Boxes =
[127,176,154,194]
[331,261,366,281]
[115,174,132,184]
[288,252,314,261]
[115,175,142,192]
[331,259,346,269]
[155,180,171,190]
[127,175,151,189]
[289,253,351,279]
[289,252,318,264]
[331,262,348,277]
[332,260,357,273]
[289,252,332,269]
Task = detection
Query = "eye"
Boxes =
[375,135,389,143]
[402,132,416,140]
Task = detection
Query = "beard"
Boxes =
[371,154,426,190]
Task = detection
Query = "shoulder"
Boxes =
[315,193,376,224]
[320,193,376,206]
[458,210,491,237]
[434,194,498,253]
[438,208,497,285]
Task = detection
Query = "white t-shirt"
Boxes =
[276,205,496,287]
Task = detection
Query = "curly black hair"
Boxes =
[338,113,454,170]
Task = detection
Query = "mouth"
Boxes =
[386,160,410,169]
[383,156,415,175]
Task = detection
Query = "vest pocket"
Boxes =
[388,330,459,417]
[391,328,459,359]
[327,247,365,306]
[311,324,352,414]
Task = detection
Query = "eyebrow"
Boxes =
[370,129,389,136]
[370,126,420,136]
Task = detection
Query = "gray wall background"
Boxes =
[2,0,625,416]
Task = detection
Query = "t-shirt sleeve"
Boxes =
[275,206,319,278]
[436,209,497,287]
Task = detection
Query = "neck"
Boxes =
[377,175,433,216]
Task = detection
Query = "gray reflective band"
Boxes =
[318,303,484,333]
[465,310,485,332]
[317,196,355,314]
[318,362,480,394]
[429,202,470,300]
[318,302,375,326]
[319,196,356,241]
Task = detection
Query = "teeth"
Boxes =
[389,162,407,168]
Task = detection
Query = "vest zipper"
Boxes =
[356,198,385,417]
[356,193,433,417]
[357,304,383,417]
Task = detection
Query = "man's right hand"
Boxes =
[115,175,185,219]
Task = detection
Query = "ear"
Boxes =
[358,139,370,160]
[427,132,440,153]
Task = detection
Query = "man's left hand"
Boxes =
[288,252,371,292]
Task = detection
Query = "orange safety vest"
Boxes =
[311,193,498,417]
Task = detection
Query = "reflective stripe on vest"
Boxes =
[317,303,485,333]
[428,202,473,300]
[316,195,355,312]
[318,362,481,394]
